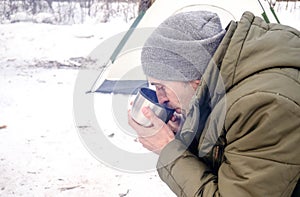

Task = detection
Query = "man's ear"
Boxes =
[190,80,201,90]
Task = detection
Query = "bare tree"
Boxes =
[0,0,139,24]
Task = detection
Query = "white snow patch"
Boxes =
[0,16,175,196]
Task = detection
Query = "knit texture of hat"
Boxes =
[141,11,226,81]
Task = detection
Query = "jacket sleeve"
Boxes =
[157,92,300,197]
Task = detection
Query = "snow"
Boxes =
[0,20,129,65]
[274,1,300,30]
[0,2,299,196]
[0,67,174,196]
[0,19,175,196]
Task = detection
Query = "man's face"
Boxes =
[148,77,199,116]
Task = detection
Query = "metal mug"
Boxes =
[131,87,175,127]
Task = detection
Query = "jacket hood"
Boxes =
[218,11,300,91]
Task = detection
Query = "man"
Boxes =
[128,11,300,196]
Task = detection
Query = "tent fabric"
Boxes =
[96,79,148,94]
[92,0,278,95]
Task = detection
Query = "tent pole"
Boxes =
[110,11,146,63]
[258,0,270,23]
[265,0,281,23]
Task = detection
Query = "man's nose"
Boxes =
[156,90,169,105]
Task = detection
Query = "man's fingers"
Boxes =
[138,137,160,154]
[128,106,167,138]
[138,137,152,150]
[167,121,177,132]
[128,109,133,124]
[142,106,161,126]
[128,109,156,137]
[128,110,145,129]
[141,106,153,118]
[170,114,178,122]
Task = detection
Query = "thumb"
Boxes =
[142,106,161,125]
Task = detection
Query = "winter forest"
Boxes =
[0,0,140,24]
[0,0,299,25]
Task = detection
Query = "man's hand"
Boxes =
[128,106,175,154]
[167,113,184,134]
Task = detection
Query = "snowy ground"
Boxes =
[0,4,299,196]
[0,18,175,196]
[0,67,175,197]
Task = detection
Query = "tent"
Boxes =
[89,0,280,95]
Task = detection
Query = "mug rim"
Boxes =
[138,87,175,112]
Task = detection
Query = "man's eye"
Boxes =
[156,86,164,90]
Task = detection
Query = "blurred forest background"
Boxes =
[0,0,141,24]
[0,0,299,25]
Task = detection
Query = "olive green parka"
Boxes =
[157,12,300,197]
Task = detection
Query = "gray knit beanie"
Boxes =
[141,11,226,81]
